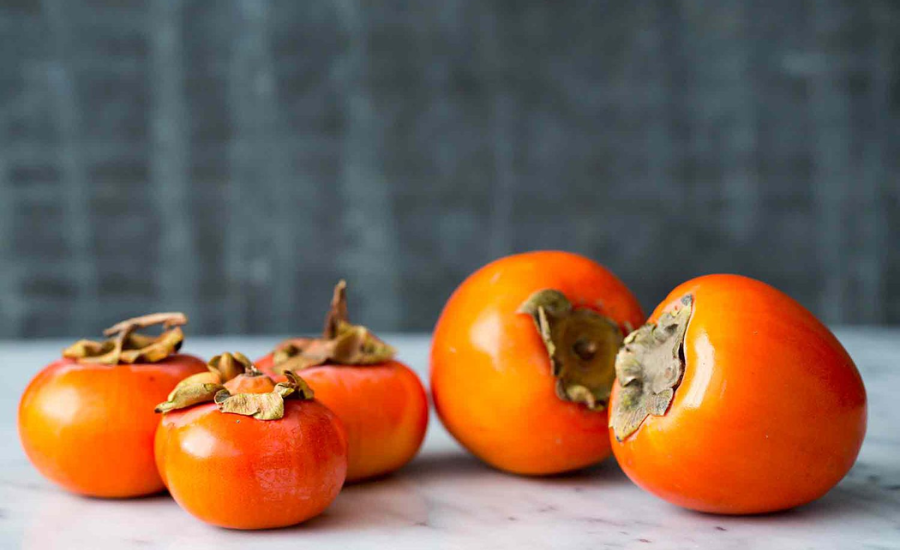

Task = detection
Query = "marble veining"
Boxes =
[1,331,898,549]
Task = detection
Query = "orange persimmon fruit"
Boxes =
[430,251,645,475]
[18,313,207,498]
[155,354,347,530]
[153,351,276,488]
[608,274,867,514]
[256,281,429,482]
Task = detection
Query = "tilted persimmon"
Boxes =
[430,251,645,475]
[255,281,429,482]
[608,275,867,514]
[154,354,347,530]
[18,313,207,498]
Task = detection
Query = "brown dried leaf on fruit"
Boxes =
[64,312,188,365]
[519,289,624,411]
[215,369,315,420]
[610,295,692,441]
[272,281,395,373]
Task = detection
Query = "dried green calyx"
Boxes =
[272,280,395,373]
[155,352,314,420]
[63,312,187,365]
[610,295,693,441]
[519,289,624,411]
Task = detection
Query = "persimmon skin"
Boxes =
[223,373,276,395]
[610,274,867,515]
[256,356,429,482]
[18,354,207,498]
[156,400,347,530]
[430,251,645,475]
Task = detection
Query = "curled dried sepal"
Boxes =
[215,370,314,420]
[155,382,224,413]
[519,289,624,411]
[208,352,255,382]
[103,312,187,336]
[610,295,693,441]
[214,389,285,420]
[277,370,315,400]
[63,312,188,365]
[272,280,395,373]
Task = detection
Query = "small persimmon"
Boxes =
[609,275,867,514]
[18,313,207,498]
[256,281,429,482]
[153,351,280,489]
[430,251,645,475]
[155,356,347,530]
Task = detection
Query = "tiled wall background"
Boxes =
[1,1,898,337]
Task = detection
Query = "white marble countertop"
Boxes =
[1,331,898,550]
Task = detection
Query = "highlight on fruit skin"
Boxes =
[608,274,867,515]
[255,280,429,482]
[430,251,645,475]
[18,313,207,498]
[154,353,347,530]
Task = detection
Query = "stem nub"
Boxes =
[610,295,693,441]
[519,289,624,411]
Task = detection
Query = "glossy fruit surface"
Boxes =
[256,356,428,482]
[431,251,645,475]
[155,399,347,530]
[609,274,867,514]
[19,354,207,497]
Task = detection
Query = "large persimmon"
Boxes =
[155,354,347,530]
[609,275,867,514]
[256,281,429,482]
[430,251,645,475]
[18,313,207,498]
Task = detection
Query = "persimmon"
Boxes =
[256,281,429,482]
[430,251,645,475]
[155,353,347,530]
[18,313,207,498]
[609,274,867,514]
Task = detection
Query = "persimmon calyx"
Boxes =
[156,352,273,413]
[215,370,315,420]
[519,289,624,411]
[63,312,187,365]
[610,295,693,441]
[272,280,396,373]
[207,351,256,381]
[202,351,276,394]
[154,350,314,421]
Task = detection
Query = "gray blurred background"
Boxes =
[1,1,898,338]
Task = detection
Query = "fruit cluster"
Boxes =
[18,252,866,528]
